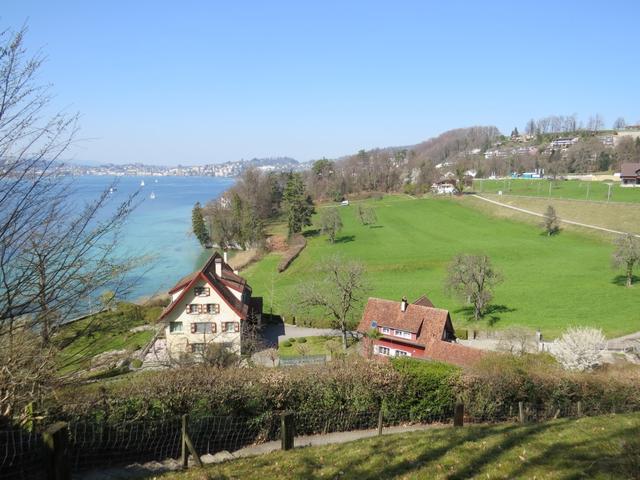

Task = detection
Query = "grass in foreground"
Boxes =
[243,195,640,338]
[159,413,640,480]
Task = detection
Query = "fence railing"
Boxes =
[2,400,638,479]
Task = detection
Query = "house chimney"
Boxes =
[215,257,222,277]
[400,296,408,312]
[223,251,228,264]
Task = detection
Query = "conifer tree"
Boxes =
[192,202,210,247]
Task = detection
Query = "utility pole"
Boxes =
[586,182,590,200]
[607,183,613,202]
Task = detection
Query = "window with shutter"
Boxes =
[197,304,203,314]
[211,322,217,333]
[234,322,240,333]
[190,323,196,333]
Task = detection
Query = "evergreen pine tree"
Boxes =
[282,173,315,236]
[192,202,211,247]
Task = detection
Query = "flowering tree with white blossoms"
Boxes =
[552,327,606,371]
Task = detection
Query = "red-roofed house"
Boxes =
[159,252,261,358]
[620,163,640,187]
[356,296,484,368]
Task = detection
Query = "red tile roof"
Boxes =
[357,295,484,368]
[413,295,435,308]
[422,339,485,368]
[159,252,250,321]
[357,297,451,343]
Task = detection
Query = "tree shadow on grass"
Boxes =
[334,235,356,243]
[302,229,320,238]
[369,225,383,229]
[611,274,639,287]
[453,304,516,326]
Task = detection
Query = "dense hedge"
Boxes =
[386,358,459,421]
[53,358,401,424]
[458,355,640,420]
[48,355,640,426]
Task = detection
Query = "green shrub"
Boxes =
[456,328,468,340]
[388,358,460,421]
[281,341,292,348]
[297,337,307,343]
[288,338,297,343]
[131,359,143,369]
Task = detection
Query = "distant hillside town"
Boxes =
[50,156,311,177]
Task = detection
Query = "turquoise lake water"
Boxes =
[71,176,234,300]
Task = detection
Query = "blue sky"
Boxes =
[3,1,640,165]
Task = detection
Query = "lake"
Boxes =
[70,175,235,301]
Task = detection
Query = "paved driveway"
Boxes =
[260,322,342,347]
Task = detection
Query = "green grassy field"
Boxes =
[243,195,640,338]
[474,178,640,203]
[55,303,161,376]
[468,194,640,236]
[160,413,640,480]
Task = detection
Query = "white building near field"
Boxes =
[158,252,262,359]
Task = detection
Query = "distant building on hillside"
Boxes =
[620,163,640,187]
[158,252,262,359]
[357,295,484,367]
[549,137,579,149]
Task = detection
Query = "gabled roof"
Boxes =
[422,340,485,367]
[413,295,435,308]
[621,162,640,177]
[357,297,451,343]
[159,252,250,321]
[357,295,484,368]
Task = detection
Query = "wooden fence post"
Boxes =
[181,414,203,469]
[518,402,525,423]
[453,403,464,427]
[43,422,70,480]
[577,401,582,417]
[281,412,295,451]
[377,408,384,436]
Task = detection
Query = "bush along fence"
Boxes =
[2,400,639,479]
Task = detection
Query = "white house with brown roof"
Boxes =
[357,295,484,367]
[158,252,261,359]
[620,163,640,187]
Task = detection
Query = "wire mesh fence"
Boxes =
[68,416,182,472]
[1,400,639,477]
[188,413,279,456]
[0,428,47,480]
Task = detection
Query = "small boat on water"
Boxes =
[150,192,156,200]
[154,179,158,183]
[140,180,145,187]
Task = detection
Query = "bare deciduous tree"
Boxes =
[497,326,536,356]
[612,233,640,287]
[297,255,368,349]
[0,26,141,414]
[319,207,343,243]
[613,117,626,130]
[552,326,605,371]
[446,254,502,321]
[541,205,560,236]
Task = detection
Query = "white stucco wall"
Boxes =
[164,278,242,357]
